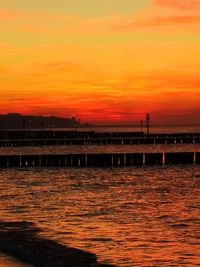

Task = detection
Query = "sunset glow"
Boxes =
[0,0,200,124]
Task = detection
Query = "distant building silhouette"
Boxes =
[0,113,79,129]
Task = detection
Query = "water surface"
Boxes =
[0,165,199,266]
[0,144,200,155]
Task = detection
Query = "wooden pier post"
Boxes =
[0,152,198,168]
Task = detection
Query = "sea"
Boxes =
[0,125,200,266]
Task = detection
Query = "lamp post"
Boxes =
[146,113,150,135]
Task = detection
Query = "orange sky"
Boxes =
[0,0,200,124]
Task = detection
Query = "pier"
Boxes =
[0,130,199,167]
[0,152,199,168]
[0,130,199,146]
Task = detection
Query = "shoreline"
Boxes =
[0,221,116,267]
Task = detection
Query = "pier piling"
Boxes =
[145,153,163,165]
[0,152,198,168]
[165,152,194,165]
[196,152,200,164]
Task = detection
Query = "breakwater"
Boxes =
[0,152,199,168]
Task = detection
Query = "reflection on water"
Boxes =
[88,125,200,133]
[0,166,200,266]
[0,143,200,155]
[12,125,199,133]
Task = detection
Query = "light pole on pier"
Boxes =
[146,113,150,135]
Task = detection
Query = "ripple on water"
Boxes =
[0,143,200,155]
[0,165,200,266]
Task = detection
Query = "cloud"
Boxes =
[112,15,200,31]
[125,73,200,92]
[1,72,200,123]
[138,15,200,26]
[26,60,83,77]
[154,0,200,10]
[109,1,200,32]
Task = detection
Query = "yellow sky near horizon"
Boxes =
[0,0,200,124]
